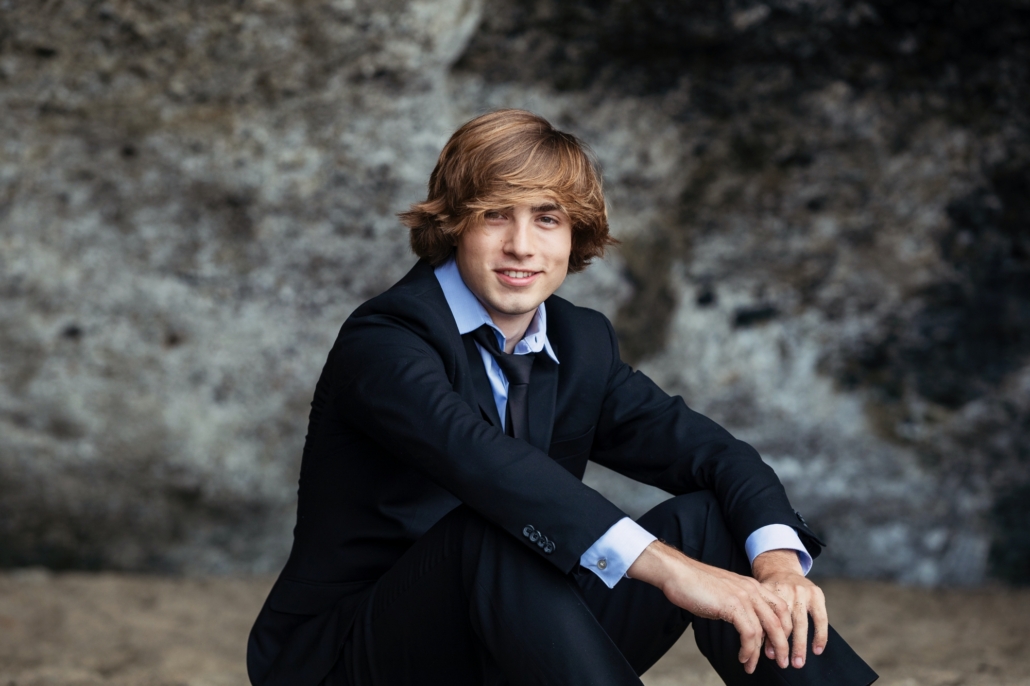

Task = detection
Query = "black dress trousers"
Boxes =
[321,491,877,686]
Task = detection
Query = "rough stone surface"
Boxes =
[1,0,1028,583]
[0,0,484,572]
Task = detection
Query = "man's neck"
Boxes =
[485,308,535,354]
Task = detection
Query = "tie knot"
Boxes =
[471,325,535,385]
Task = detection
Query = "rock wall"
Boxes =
[0,0,484,572]
[1,0,1027,582]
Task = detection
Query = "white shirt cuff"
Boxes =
[580,517,657,589]
[745,524,812,575]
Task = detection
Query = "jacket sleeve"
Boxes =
[590,316,824,557]
[332,309,627,574]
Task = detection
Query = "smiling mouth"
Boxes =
[498,269,539,279]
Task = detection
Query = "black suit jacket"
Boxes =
[247,259,822,686]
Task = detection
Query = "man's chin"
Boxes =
[494,304,540,317]
[486,297,542,318]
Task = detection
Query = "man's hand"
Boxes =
[627,541,795,674]
[752,549,828,669]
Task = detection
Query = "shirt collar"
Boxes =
[434,258,559,363]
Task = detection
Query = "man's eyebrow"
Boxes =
[531,203,563,213]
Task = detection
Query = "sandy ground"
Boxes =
[1,570,1028,686]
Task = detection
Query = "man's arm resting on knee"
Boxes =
[626,541,827,674]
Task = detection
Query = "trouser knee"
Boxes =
[638,491,741,570]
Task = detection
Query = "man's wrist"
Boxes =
[751,548,803,581]
[626,540,662,583]
[580,517,657,589]
[626,540,693,590]
[745,524,812,574]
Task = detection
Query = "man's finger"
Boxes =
[732,605,763,674]
[790,600,809,668]
[776,600,794,640]
[810,588,829,656]
[763,586,794,647]
[752,592,790,669]
[755,584,792,667]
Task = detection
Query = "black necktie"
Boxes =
[471,325,536,440]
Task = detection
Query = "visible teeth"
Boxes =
[502,270,533,278]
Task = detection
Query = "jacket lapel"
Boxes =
[462,334,503,428]
[403,258,559,444]
[400,260,490,421]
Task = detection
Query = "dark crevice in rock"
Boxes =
[989,482,1030,585]
[613,234,679,364]
[695,283,716,307]
[61,323,83,340]
[733,304,780,328]
[836,164,1030,410]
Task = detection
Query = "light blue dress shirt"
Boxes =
[434,258,811,588]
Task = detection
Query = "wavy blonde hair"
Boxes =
[400,109,615,274]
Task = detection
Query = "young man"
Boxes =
[247,109,877,686]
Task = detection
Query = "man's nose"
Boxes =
[504,216,534,257]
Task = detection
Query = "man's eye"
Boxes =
[485,211,505,220]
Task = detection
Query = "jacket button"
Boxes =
[794,510,807,526]
[523,525,534,538]
[529,530,541,543]
[597,558,608,570]
[543,542,555,554]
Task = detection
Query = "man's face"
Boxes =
[454,197,573,330]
